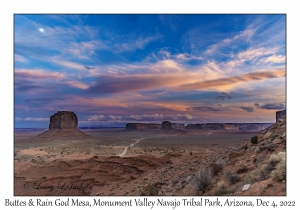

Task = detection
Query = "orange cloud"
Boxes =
[176,68,285,91]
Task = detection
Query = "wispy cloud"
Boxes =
[260,103,285,110]
[261,55,285,64]
[14,54,28,63]
[15,117,48,121]
[15,69,65,80]
[65,80,89,89]
[113,34,161,52]
[24,97,64,105]
[240,106,254,112]
[65,41,104,60]
[215,92,232,100]
[175,53,203,60]
[254,103,261,109]
[85,73,195,94]
[205,28,256,55]
[176,68,285,91]
[187,105,230,112]
[51,57,86,71]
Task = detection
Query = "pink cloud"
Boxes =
[15,69,65,80]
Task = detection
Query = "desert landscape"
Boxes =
[14,14,286,197]
[14,111,286,196]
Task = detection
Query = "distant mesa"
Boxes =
[125,123,161,131]
[161,121,174,129]
[185,123,202,130]
[124,121,186,133]
[124,120,271,133]
[35,111,89,139]
[158,121,186,134]
[186,123,238,131]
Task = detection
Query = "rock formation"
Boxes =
[125,123,161,131]
[35,111,89,139]
[172,123,185,130]
[161,121,174,129]
[49,111,78,129]
[158,121,186,134]
[185,123,238,131]
[276,109,286,122]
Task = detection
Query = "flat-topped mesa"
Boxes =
[185,123,203,130]
[185,123,239,131]
[125,123,161,130]
[36,111,89,139]
[49,111,78,129]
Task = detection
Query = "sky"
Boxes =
[14,14,286,128]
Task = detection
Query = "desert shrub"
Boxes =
[245,164,272,184]
[190,167,212,193]
[256,154,266,164]
[244,152,285,184]
[213,181,231,196]
[216,158,228,168]
[244,173,257,184]
[226,171,240,185]
[209,163,221,176]
[141,183,158,196]
[271,152,286,181]
[267,152,283,166]
[270,134,280,141]
[255,145,264,154]
[251,135,258,144]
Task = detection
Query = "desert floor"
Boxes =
[14,129,259,196]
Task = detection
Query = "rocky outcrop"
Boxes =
[158,121,186,134]
[223,124,239,130]
[35,111,89,139]
[161,121,174,129]
[49,111,78,129]
[172,123,185,130]
[276,109,286,122]
[258,116,286,144]
[125,123,161,131]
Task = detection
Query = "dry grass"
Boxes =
[271,152,286,181]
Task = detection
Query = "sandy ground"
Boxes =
[14,129,259,196]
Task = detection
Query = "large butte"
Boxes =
[35,111,89,139]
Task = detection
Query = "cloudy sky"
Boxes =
[14,14,286,128]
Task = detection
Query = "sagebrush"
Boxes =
[141,183,159,196]
[190,167,212,193]
[226,171,240,185]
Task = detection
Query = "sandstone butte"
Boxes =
[35,111,89,139]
